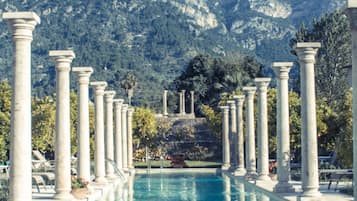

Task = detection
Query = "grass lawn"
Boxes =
[134,160,221,168]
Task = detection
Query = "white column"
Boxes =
[220,106,230,170]
[182,90,186,114]
[2,12,40,201]
[104,91,116,179]
[233,95,246,176]
[294,42,321,198]
[113,99,124,169]
[179,92,183,114]
[90,81,107,184]
[242,87,257,177]
[227,100,237,170]
[49,50,75,200]
[122,104,128,169]
[347,3,357,200]
[272,62,294,192]
[190,91,195,116]
[72,67,93,182]
[255,78,271,181]
[163,90,168,116]
[127,108,134,170]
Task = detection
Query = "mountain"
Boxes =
[0,0,343,108]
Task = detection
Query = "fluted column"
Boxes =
[220,106,230,170]
[127,108,134,169]
[190,91,195,116]
[72,67,93,182]
[272,62,294,192]
[90,81,107,184]
[294,42,321,198]
[49,50,75,200]
[227,100,237,170]
[113,99,124,169]
[255,78,271,181]
[122,104,129,169]
[163,90,168,116]
[233,95,246,176]
[2,12,40,201]
[242,87,257,177]
[182,90,186,114]
[346,3,357,200]
[104,91,116,179]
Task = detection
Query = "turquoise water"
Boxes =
[124,173,283,201]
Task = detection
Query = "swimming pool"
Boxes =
[111,171,285,201]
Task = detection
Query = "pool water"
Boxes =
[124,172,283,201]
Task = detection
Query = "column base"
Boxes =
[53,190,73,200]
[298,187,322,201]
[94,176,107,185]
[106,173,117,180]
[274,181,295,193]
[221,164,231,170]
[232,168,246,176]
[245,171,258,180]
[257,174,271,181]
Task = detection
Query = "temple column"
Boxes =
[242,87,257,177]
[127,108,134,170]
[220,106,230,170]
[233,95,246,176]
[190,91,195,116]
[227,100,237,170]
[346,3,357,200]
[163,90,168,116]
[294,42,321,198]
[182,90,186,114]
[49,50,75,200]
[179,92,183,114]
[2,12,40,201]
[114,99,124,169]
[272,62,294,192]
[254,78,271,181]
[122,104,129,169]
[90,81,107,184]
[104,91,116,179]
[72,67,93,182]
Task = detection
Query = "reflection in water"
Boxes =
[260,193,270,201]
[234,179,245,201]
[222,175,231,201]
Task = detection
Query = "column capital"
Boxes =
[254,78,271,92]
[164,90,168,94]
[219,105,229,113]
[181,89,186,93]
[127,108,134,116]
[122,104,128,112]
[242,86,257,98]
[113,99,124,107]
[190,90,194,94]
[272,62,293,80]
[294,42,321,64]
[233,95,245,106]
[104,91,116,103]
[227,100,236,109]
[2,12,40,41]
[347,1,357,30]
[90,81,107,96]
[72,67,93,84]
[49,50,76,72]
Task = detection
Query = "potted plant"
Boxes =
[71,176,90,199]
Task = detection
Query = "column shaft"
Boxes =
[295,42,321,197]
[272,62,294,192]
[114,99,124,169]
[127,108,134,169]
[182,90,186,114]
[49,50,75,200]
[179,92,183,114]
[3,12,40,201]
[163,90,168,116]
[122,104,128,169]
[90,81,107,184]
[347,4,357,200]
[190,91,195,116]
[220,106,230,170]
[243,87,257,177]
[104,91,116,178]
[72,67,93,182]
[227,100,237,170]
[233,96,246,175]
[255,78,271,181]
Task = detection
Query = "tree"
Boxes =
[132,107,157,148]
[0,80,11,161]
[120,72,138,106]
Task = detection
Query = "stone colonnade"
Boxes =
[3,11,135,201]
[220,42,323,197]
[162,90,195,116]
